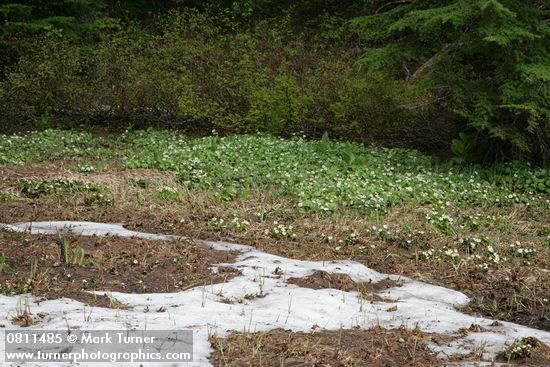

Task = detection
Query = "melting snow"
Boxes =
[0,221,549,366]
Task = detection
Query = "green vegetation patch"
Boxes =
[125,131,550,214]
[18,179,106,198]
[0,130,109,165]
[0,191,15,201]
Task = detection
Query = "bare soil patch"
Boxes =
[287,270,400,302]
[462,268,550,332]
[209,326,442,366]
[0,230,240,309]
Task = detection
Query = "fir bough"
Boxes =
[352,0,550,165]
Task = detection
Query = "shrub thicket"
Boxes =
[1,1,548,165]
[0,10,447,150]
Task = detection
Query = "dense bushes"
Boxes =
[1,1,547,165]
[0,11,447,150]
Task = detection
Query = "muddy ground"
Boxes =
[0,230,239,310]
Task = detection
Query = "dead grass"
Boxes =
[0,230,239,308]
[0,162,549,331]
[209,326,443,367]
[287,271,400,303]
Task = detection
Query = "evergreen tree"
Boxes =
[352,0,550,165]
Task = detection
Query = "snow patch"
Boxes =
[0,221,549,366]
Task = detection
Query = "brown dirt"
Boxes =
[0,164,548,331]
[11,311,37,327]
[375,259,550,332]
[0,164,68,187]
[1,197,549,330]
[0,230,240,309]
[462,268,550,332]
[209,326,442,367]
[287,271,400,302]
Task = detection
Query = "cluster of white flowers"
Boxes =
[84,192,114,207]
[443,248,460,260]
[422,247,460,262]
[425,210,455,234]
[506,192,521,203]
[509,241,536,258]
[486,245,503,265]
[370,225,389,232]
[422,249,439,260]
[207,217,225,229]
[505,340,533,360]
[76,164,96,173]
[460,214,499,230]
[160,186,178,193]
[321,234,336,244]
[459,236,486,253]
[269,222,297,240]
[464,214,482,229]
[345,232,359,245]
[230,217,250,232]
[366,225,390,240]
[419,241,522,269]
